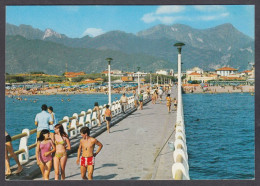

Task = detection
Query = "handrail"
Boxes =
[172,82,190,180]
[7,91,151,166]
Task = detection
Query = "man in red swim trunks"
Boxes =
[76,127,103,180]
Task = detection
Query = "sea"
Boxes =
[183,93,255,180]
[5,93,255,179]
[5,93,128,166]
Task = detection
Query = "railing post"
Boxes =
[70,113,78,138]
[18,129,30,164]
[85,109,92,128]
[91,110,98,127]
[78,111,86,133]
[62,116,69,135]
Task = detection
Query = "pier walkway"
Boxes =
[33,87,177,180]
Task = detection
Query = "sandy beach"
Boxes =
[183,85,255,94]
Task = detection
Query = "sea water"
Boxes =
[183,93,255,179]
[5,93,127,166]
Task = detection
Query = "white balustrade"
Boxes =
[18,129,30,164]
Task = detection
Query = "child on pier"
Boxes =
[76,127,103,180]
[104,105,112,133]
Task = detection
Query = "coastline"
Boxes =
[183,85,255,94]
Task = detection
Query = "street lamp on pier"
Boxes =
[137,67,140,94]
[150,71,152,88]
[174,42,185,124]
[106,58,113,106]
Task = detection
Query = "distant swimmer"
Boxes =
[61,99,64,102]
[195,119,200,121]
[34,100,37,103]
[67,99,70,102]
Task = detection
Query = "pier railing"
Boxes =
[8,93,150,165]
[172,84,190,180]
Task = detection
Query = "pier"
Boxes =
[6,85,189,180]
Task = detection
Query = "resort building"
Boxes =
[216,67,238,77]
[186,67,204,75]
[156,70,168,76]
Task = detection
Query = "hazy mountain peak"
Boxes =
[43,28,63,39]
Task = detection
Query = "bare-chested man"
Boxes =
[76,127,103,180]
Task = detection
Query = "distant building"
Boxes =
[156,70,168,75]
[121,76,134,82]
[186,67,204,75]
[216,67,238,77]
[64,72,86,78]
[132,72,148,77]
[169,69,174,76]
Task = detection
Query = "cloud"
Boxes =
[141,5,229,24]
[82,28,105,37]
[194,5,226,12]
[142,12,191,24]
[156,5,186,14]
[199,12,230,21]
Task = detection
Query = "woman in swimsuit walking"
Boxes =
[36,129,56,180]
[93,102,101,126]
[53,124,71,180]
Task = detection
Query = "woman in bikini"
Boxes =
[36,129,56,180]
[93,102,101,126]
[166,94,172,113]
[53,124,71,180]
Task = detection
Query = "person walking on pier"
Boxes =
[76,127,103,180]
[133,90,139,109]
[93,102,101,126]
[166,94,173,113]
[139,91,144,110]
[173,98,178,111]
[158,87,163,103]
[120,93,128,114]
[5,131,23,177]
[53,124,71,180]
[48,106,57,142]
[35,104,53,138]
[104,105,112,133]
[36,129,56,180]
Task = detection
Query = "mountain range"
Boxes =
[5,23,254,75]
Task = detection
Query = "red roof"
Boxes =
[243,70,251,73]
[216,67,237,71]
[102,71,113,74]
[189,72,201,76]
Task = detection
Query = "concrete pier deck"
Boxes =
[8,87,178,180]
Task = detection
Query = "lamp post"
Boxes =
[106,58,113,106]
[157,75,158,86]
[150,71,152,88]
[174,42,185,124]
[137,67,140,94]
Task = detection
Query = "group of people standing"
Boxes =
[34,104,71,180]
[133,90,144,110]
[151,86,177,113]
[34,104,104,180]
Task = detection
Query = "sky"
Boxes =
[6,5,254,39]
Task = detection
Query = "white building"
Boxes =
[216,67,238,76]
[156,70,168,75]
[186,67,204,75]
